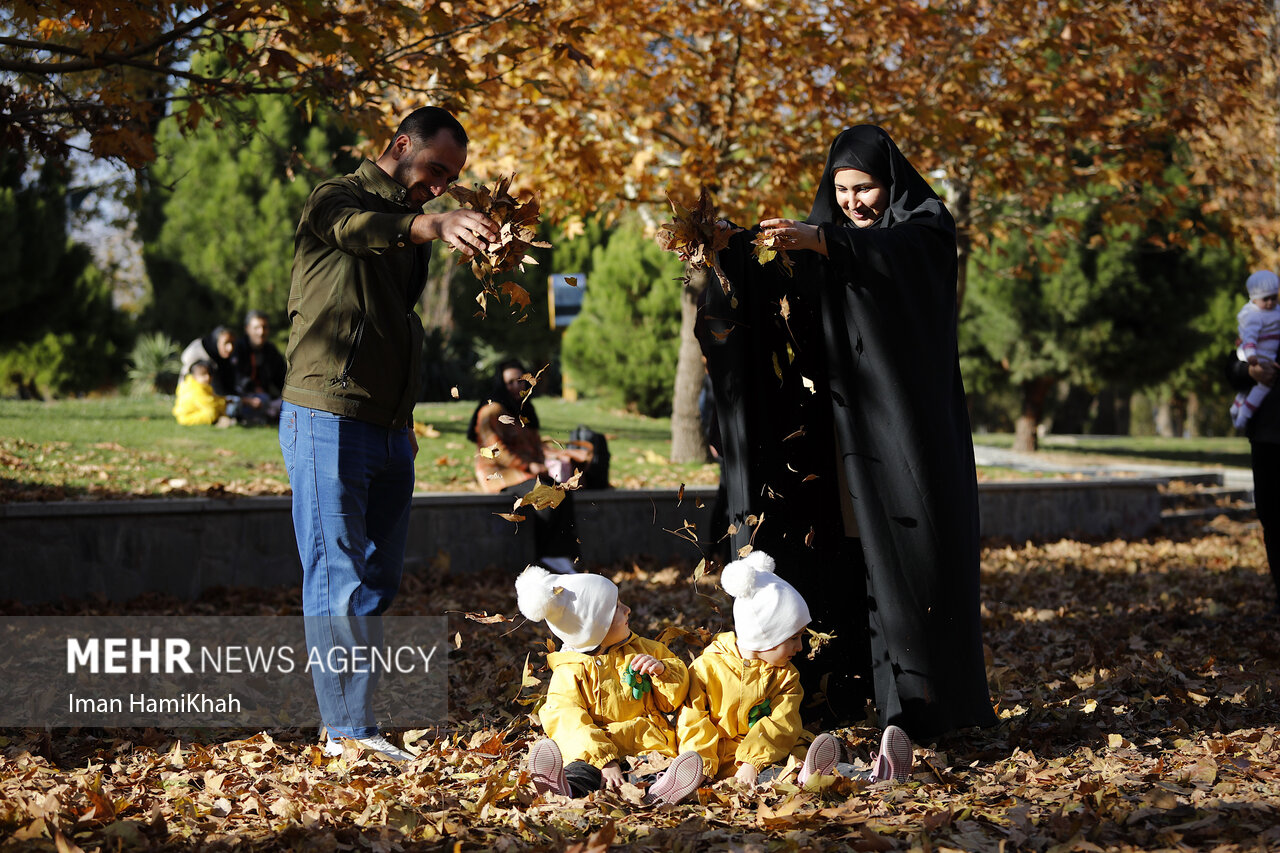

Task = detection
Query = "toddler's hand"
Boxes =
[734,762,759,786]
[628,654,665,676]
[601,760,626,790]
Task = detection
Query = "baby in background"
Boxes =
[1231,270,1280,429]
[677,550,913,787]
[172,360,231,427]
[516,566,705,805]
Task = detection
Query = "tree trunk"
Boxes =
[670,265,710,463]
[1113,388,1132,435]
[1154,392,1175,437]
[1185,392,1202,437]
[419,249,455,333]
[1013,377,1054,452]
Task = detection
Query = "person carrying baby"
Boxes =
[678,550,913,787]
[515,566,705,805]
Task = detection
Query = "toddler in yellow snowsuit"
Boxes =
[516,566,705,804]
[172,361,228,426]
[678,550,914,787]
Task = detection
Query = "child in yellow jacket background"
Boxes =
[173,361,230,426]
[516,566,705,804]
[678,550,914,787]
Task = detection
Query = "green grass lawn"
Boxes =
[0,395,720,501]
[970,431,1253,470]
[1,396,1255,503]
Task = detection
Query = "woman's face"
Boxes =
[502,367,527,398]
[216,332,234,359]
[833,168,888,227]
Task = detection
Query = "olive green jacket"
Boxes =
[283,160,427,428]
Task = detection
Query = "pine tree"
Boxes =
[561,222,684,415]
[0,150,127,395]
[138,89,355,343]
[962,172,1245,447]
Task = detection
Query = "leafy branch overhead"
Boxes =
[2,1,593,167]
[447,174,551,319]
[655,189,740,292]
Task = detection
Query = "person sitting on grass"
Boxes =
[677,550,914,788]
[179,325,236,395]
[468,360,586,574]
[516,565,705,805]
[231,310,285,426]
[172,360,233,427]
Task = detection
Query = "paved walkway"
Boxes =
[971,442,1255,491]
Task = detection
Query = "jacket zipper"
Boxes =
[330,315,366,389]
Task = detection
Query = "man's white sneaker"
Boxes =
[322,731,413,762]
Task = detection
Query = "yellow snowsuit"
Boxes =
[541,633,689,767]
[172,375,227,426]
[677,632,808,780]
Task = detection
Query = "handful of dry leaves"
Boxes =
[655,188,740,292]
[447,174,551,319]
[750,231,795,277]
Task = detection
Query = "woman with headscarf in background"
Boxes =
[179,326,237,395]
[468,359,582,574]
[699,125,995,741]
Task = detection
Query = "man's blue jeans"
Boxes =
[279,402,414,738]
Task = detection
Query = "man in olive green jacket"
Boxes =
[280,107,496,762]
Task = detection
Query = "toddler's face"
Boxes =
[755,628,806,666]
[1255,294,1279,311]
[600,601,631,647]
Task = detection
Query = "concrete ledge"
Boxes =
[977,477,1164,543]
[2,478,1166,604]
[0,488,715,605]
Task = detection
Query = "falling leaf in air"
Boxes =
[752,231,795,277]
[447,174,551,318]
[655,188,740,292]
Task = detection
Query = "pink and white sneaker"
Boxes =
[645,751,704,805]
[868,725,913,782]
[528,738,570,796]
[798,732,842,786]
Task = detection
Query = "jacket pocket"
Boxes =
[330,313,366,389]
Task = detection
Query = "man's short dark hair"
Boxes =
[389,107,467,152]
[244,309,269,328]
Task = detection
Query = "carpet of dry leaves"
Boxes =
[3,522,1279,852]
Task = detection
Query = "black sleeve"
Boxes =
[1224,353,1254,394]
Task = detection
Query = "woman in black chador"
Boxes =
[699,125,995,740]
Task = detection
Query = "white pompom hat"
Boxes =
[516,565,620,652]
[720,550,811,652]
[1247,270,1279,300]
